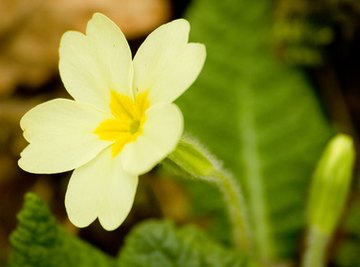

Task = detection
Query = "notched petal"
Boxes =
[133,18,206,104]
[65,148,139,231]
[18,99,110,174]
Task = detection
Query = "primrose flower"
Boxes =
[18,13,206,230]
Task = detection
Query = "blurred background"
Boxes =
[0,0,359,265]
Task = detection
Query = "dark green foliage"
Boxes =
[181,0,333,261]
[272,0,360,66]
[10,193,61,267]
[118,220,259,267]
[9,193,117,267]
[10,193,259,267]
[334,197,360,267]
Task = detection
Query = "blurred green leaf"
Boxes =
[118,220,259,267]
[9,193,117,267]
[180,0,333,261]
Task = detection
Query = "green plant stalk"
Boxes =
[213,170,251,251]
[165,137,251,251]
[302,228,330,267]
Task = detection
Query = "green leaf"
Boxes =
[9,193,117,267]
[118,220,259,267]
[180,0,333,261]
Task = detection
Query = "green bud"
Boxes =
[163,135,219,180]
[308,134,355,236]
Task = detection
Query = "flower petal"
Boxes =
[133,19,206,104]
[86,13,134,96]
[65,148,138,230]
[59,13,133,111]
[120,103,183,175]
[18,99,110,174]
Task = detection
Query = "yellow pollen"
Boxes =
[95,90,149,157]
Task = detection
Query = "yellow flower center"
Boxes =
[95,90,149,157]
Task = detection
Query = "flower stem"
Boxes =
[164,136,251,251]
[301,229,330,267]
[213,169,251,251]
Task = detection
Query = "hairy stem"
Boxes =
[213,170,251,251]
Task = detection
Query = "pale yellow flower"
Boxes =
[18,13,206,230]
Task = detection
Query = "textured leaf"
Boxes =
[180,0,333,261]
[118,220,259,267]
[9,193,117,267]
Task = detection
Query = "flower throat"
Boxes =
[95,90,149,157]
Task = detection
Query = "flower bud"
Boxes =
[163,136,219,180]
[308,134,355,236]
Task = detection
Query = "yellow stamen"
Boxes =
[95,90,149,157]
